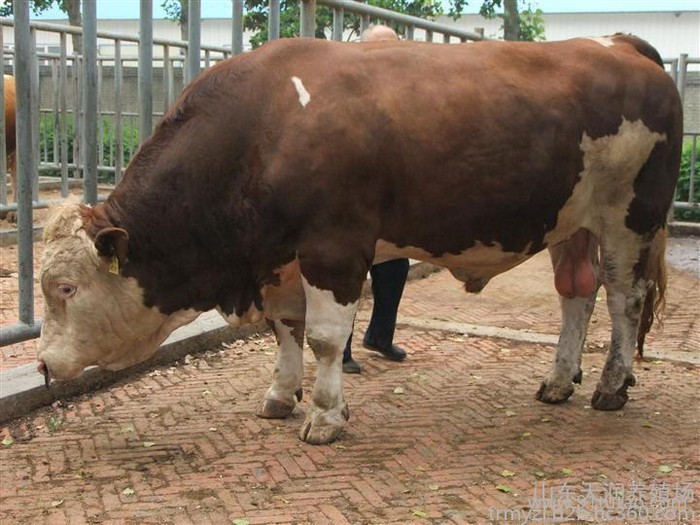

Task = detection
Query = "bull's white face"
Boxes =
[37,204,197,382]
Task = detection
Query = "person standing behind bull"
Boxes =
[343,24,409,374]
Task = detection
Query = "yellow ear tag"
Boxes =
[108,257,120,275]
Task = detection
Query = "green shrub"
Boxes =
[38,113,139,185]
[674,139,700,222]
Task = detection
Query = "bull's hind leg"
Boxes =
[538,231,599,404]
[257,319,305,419]
[591,239,650,410]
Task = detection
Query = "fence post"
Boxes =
[332,7,344,41]
[13,0,36,328]
[82,0,98,204]
[232,0,244,55]
[677,54,687,104]
[300,0,317,38]
[186,0,202,84]
[269,0,281,41]
[59,32,68,196]
[139,0,153,145]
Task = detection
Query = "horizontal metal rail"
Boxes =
[315,0,488,42]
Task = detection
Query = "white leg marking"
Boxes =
[290,76,311,108]
[539,294,597,403]
[299,276,358,444]
[258,320,304,418]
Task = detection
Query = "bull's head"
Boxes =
[37,204,197,383]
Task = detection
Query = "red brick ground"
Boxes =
[0,242,698,524]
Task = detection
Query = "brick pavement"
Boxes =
[0,238,698,524]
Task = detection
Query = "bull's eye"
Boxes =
[56,283,77,300]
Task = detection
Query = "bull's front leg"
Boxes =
[257,319,305,419]
[298,275,356,444]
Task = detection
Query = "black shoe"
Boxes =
[342,358,362,374]
[362,341,407,362]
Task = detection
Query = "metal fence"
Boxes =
[0,0,698,351]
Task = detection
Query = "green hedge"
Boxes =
[675,140,699,222]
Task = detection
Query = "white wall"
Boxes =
[439,11,699,59]
[5,10,697,60]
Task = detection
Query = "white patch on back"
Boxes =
[290,76,311,108]
[587,36,615,48]
[545,118,666,246]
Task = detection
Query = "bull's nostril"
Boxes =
[37,361,50,389]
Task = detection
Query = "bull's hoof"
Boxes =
[591,375,636,411]
[298,403,349,445]
[256,398,296,419]
[536,380,574,404]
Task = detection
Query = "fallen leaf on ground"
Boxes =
[534,471,545,478]
[50,500,64,508]
[393,387,405,394]
[505,410,516,417]
[1,437,13,446]
[561,468,573,475]
[496,484,512,493]
[143,441,156,448]
[658,465,672,474]
[428,484,439,491]
[501,469,515,477]
[122,487,135,496]
[411,509,428,518]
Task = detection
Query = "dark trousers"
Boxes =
[343,258,410,362]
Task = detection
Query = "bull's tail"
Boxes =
[636,227,668,358]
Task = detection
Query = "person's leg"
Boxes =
[342,326,361,374]
[363,258,409,360]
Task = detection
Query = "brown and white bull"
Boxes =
[1,74,17,221]
[37,35,682,444]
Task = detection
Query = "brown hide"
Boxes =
[3,75,16,203]
[84,35,682,318]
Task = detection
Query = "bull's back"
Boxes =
[244,38,681,256]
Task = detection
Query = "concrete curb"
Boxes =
[0,311,269,423]
[0,261,440,424]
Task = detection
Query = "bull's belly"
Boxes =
[375,239,535,293]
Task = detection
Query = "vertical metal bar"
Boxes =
[30,28,39,198]
[332,7,343,41]
[360,15,370,34]
[0,27,7,206]
[167,55,175,107]
[139,0,153,145]
[51,58,59,167]
[14,0,35,327]
[406,25,414,41]
[97,58,104,171]
[73,56,82,179]
[300,0,317,38]
[186,0,201,84]
[162,44,170,112]
[677,54,687,104]
[59,31,68,196]
[82,0,98,205]
[232,0,244,55]
[269,0,280,41]
[204,49,211,69]
[690,134,697,205]
[114,41,123,184]
[443,33,450,44]
[425,30,433,43]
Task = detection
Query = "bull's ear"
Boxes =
[94,227,129,271]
